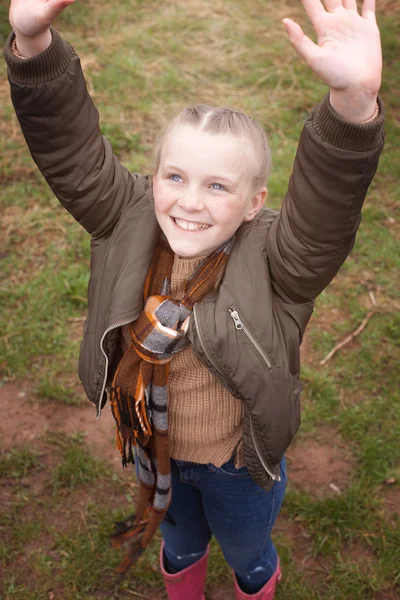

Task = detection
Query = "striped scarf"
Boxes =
[109,234,234,573]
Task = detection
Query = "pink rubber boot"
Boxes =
[160,542,209,600]
[233,558,282,600]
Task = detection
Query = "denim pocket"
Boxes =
[216,457,249,477]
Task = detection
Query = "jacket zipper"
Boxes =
[247,408,281,482]
[228,307,280,481]
[194,304,279,482]
[228,308,272,369]
[97,318,136,419]
[193,305,227,383]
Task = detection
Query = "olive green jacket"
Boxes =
[5,29,384,490]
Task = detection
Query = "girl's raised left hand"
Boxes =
[9,0,76,58]
[283,0,382,122]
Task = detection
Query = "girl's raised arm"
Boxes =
[5,0,149,239]
[266,0,384,304]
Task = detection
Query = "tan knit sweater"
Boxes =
[121,254,244,467]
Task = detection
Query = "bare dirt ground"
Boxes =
[1,381,233,599]
[0,380,122,468]
[287,427,355,499]
[0,380,397,600]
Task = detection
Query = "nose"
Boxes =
[177,186,204,212]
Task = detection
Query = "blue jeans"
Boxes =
[160,456,287,595]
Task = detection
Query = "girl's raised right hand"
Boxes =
[10,0,75,57]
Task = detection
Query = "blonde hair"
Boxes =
[154,104,272,193]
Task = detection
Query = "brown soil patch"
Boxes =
[374,592,400,600]
[0,380,160,598]
[287,428,355,499]
[0,383,389,599]
[312,306,347,330]
[0,381,123,471]
[342,539,375,566]
[275,516,331,587]
[382,486,400,522]
[206,587,234,600]
[275,519,376,590]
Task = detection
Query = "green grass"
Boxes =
[47,432,108,491]
[1,0,399,598]
[0,447,40,479]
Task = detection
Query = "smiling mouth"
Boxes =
[172,217,211,232]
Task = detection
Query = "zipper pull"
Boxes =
[228,308,244,330]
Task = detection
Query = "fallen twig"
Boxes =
[67,317,86,322]
[319,311,375,366]
[368,289,377,307]
[125,590,153,599]
[81,510,95,551]
[329,482,341,494]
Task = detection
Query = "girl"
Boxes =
[5,0,384,598]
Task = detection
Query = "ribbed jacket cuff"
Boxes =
[311,94,384,152]
[4,27,71,85]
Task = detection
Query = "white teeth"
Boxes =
[174,218,210,231]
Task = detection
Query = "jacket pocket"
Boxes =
[228,307,272,370]
[227,307,302,471]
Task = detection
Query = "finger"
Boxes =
[46,0,75,20]
[342,0,358,10]
[48,0,76,12]
[322,0,343,11]
[298,0,325,24]
[55,0,76,9]
[282,19,320,63]
[362,0,376,20]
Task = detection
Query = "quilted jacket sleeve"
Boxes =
[4,28,148,239]
[266,95,385,303]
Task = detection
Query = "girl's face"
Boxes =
[153,125,267,258]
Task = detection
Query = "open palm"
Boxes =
[283,0,382,95]
[9,0,75,38]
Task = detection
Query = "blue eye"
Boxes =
[169,174,182,182]
[210,182,226,191]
